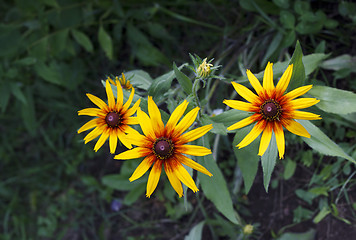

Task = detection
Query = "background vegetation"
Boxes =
[1,0,355,239]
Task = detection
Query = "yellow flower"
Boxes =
[114,97,213,198]
[243,224,254,235]
[197,58,213,78]
[223,62,321,159]
[77,79,140,153]
[108,73,132,90]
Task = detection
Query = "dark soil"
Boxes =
[247,165,356,240]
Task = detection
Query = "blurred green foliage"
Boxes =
[1,0,356,239]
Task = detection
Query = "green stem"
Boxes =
[192,78,202,118]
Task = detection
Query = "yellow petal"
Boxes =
[117,130,132,149]
[284,85,313,100]
[176,145,212,156]
[147,96,164,136]
[109,130,118,153]
[176,154,212,177]
[122,87,135,112]
[281,119,310,138]
[94,130,109,152]
[137,108,156,140]
[292,111,322,120]
[223,99,258,112]
[116,82,124,108]
[227,115,258,131]
[78,118,99,133]
[125,98,141,117]
[166,100,189,135]
[231,82,259,103]
[125,131,150,147]
[164,161,183,197]
[114,147,151,160]
[178,124,213,144]
[237,120,265,149]
[173,107,200,137]
[275,64,293,97]
[146,160,162,198]
[78,108,105,117]
[126,116,139,125]
[84,126,104,143]
[172,158,199,193]
[258,122,273,156]
[106,80,115,109]
[289,98,320,110]
[246,69,263,95]
[129,155,155,182]
[86,93,108,110]
[273,122,285,159]
[262,62,275,95]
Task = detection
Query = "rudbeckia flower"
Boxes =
[78,79,140,153]
[223,62,321,159]
[114,97,213,197]
[197,58,213,78]
[109,73,133,90]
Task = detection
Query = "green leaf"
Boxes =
[98,25,113,60]
[35,62,62,85]
[273,0,290,9]
[0,82,10,112]
[198,136,240,225]
[200,114,227,135]
[313,206,330,224]
[71,29,94,52]
[262,31,283,67]
[10,83,27,105]
[0,25,22,57]
[21,88,37,136]
[302,53,330,75]
[49,29,69,55]
[184,221,205,240]
[287,41,305,91]
[124,70,153,90]
[276,229,316,240]
[297,120,356,164]
[14,57,37,66]
[123,183,146,205]
[308,86,356,115]
[309,186,329,197]
[233,125,259,194]
[261,132,278,192]
[148,64,186,101]
[126,24,169,66]
[173,62,193,94]
[320,54,356,71]
[280,10,295,29]
[293,206,314,223]
[101,174,146,191]
[283,158,296,180]
[295,189,317,205]
[294,1,311,15]
[211,109,250,127]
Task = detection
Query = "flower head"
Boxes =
[115,97,213,197]
[77,79,140,153]
[223,62,321,159]
[243,224,254,235]
[197,58,213,78]
[108,73,132,90]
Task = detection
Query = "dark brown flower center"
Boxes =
[260,100,281,121]
[105,112,122,127]
[153,138,174,160]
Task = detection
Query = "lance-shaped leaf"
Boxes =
[297,120,356,164]
[308,86,356,115]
